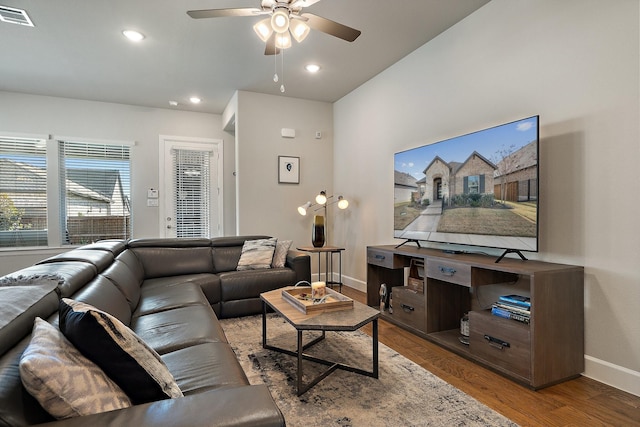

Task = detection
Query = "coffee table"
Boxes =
[260,287,380,396]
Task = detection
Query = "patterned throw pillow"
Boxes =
[58,298,183,405]
[237,237,277,270]
[271,239,292,268]
[19,318,132,419]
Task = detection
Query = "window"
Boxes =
[172,148,210,238]
[0,135,48,247]
[464,175,485,195]
[59,140,132,245]
[467,175,480,194]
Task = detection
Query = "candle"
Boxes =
[311,281,326,300]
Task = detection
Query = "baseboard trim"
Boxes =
[584,355,640,397]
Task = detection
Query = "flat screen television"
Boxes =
[394,116,539,261]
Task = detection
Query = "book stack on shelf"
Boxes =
[491,294,531,324]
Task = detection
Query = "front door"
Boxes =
[159,135,223,238]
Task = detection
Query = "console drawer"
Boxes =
[391,287,426,332]
[367,248,404,269]
[469,311,531,380]
[426,259,471,287]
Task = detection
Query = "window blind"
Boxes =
[0,136,48,247]
[172,148,210,238]
[59,140,131,244]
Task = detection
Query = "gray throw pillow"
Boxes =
[272,239,292,268]
[237,237,277,270]
[20,318,131,419]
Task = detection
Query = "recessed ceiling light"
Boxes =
[122,30,145,42]
[169,101,178,106]
[189,97,202,104]
[305,64,321,73]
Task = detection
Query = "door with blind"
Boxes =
[160,136,223,238]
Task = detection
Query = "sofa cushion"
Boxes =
[58,299,183,405]
[219,268,297,301]
[81,240,127,256]
[161,342,249,395]
[19,318,131,419]
[134,282,208,316]
[272,239,292,268]
[236,238,277,270]
[2,262,98,298]
[0,283,59,357]
[70,276,132,325]
[131,305,227,354]
[101,260,142,311]
[141,273,221,306]
[37,249,114,273]
[131,246,214,279]
[115,249,146,284]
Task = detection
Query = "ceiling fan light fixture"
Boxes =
[253,18,273,42]
[289,19,310,43]
[271,8,290,33]
[275,31,292,49]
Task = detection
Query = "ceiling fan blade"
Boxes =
[290,0,323,9]
[187,8,262,19]
[264,34,281,55]
[301,13,361,42]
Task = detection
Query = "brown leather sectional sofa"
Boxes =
[0,235,311,426]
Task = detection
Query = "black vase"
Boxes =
[312,215,325,247]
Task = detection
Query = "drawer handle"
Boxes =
[375,254,386,260]
[401,304,415,312]
[439,266,457,276]
[484,334,510,350]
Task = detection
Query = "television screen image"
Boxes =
[394,116,539,255]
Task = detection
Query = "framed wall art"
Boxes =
[278,156,300,184]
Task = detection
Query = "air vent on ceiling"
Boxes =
[0,5,34,27]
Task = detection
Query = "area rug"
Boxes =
[220,314,518,427]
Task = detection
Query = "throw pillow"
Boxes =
[237,237,277,270]
[58,298,183,405]
[272,239,292,268]
[19,318,131,419]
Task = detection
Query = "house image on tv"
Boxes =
[420,151,497,206]
[418,141,537,207]
[0,158,130,246]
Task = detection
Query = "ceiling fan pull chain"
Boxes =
[280,48,285,93]
[273,36,279,83]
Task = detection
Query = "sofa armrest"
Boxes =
[38,385,285,427]
[285,250,311,283]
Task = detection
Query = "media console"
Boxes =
[366,245,584,389]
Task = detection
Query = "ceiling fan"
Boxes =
[187,0,361,55]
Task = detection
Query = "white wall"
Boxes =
[334,0,640,395]
[233,91,334,254]
[0,91,231,271]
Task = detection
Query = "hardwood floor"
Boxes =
[341,287,640,427]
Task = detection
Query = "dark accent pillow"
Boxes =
[58,298,183,404]
[20,318,131,419]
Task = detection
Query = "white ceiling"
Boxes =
[0,0,489,114]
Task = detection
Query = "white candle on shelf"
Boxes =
[311,281,326,300]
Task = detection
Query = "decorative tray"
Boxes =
[282,286,354,314]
